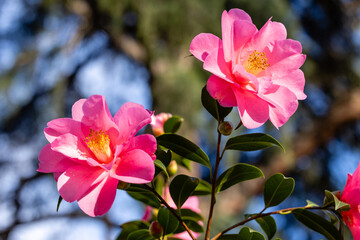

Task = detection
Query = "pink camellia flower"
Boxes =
[38,95,157,217]
[142,188,202,240]
[190,9,306,129]
[340,163,360,238]
[151,112,172,136]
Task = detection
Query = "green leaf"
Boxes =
[174,219,204,234]
[201,85,232,121]
[216,163,264,192]
[157,134,211,168]
[255,216,277,240]
[117,221,149,240]
[155,149,172,167]
[157,206,179,235]
[324,190,350,211]
[192,179,212,196]
[126,185,161,208]
[170,174,199,209]
[180,208,203,222]
[238,227,265,240]
[164,116,184,134]
[217,235,238,240]
[292,209,343,240]
[56,195,63,212]
[127,229,155,240]
[264,173,295,208]
[154,159,169,178]
[224,133,284,152]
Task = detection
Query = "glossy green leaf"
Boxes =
[216,163,264,192]
[154,159,169,178]
[192,179,212,196]
[324,190,350,211]
[170,174,199,209]
[255,216,277,240]
[238,227,265,240]
[56,195,62,212]
[180,208,203,221]
[157,134,211,168]
[164,116,184,134]
[224,133,284,152]
[157,206,179,235]
[217,235,238,240]
[201,85,232,121]
[264,173,295,208]
[127,229,155,240]
[174,219,204,234]
[292,209,343,240]
[155,149,172,167]
[126,185,161,208]
[117,221,150,240]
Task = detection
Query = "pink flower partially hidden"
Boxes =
[190,9,306,129]
[38,95,157,217]
[341,163,360,238]
[151,113,172,136]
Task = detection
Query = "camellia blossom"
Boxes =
[340,163,360,238]
[143,188,202,240]
[38,95,157,217]
[190,9,306,129]
[150,112,172,136]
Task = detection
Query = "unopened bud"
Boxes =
[167,160,178,177]
[218,121,233,136]
[117,181,130,190]
[149,221,163,238]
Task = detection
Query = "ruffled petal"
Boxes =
[78,173,118,217]
[125,134,157,160]
[72,99,86,121]
[232,20,257,62]
[113,102,152,144]
[111,149,155,184]
[233,87,269,129]
[203,47,233,83]
[189,33,222,62]
[271,69,306,100]
[222,9,252,62]
[38,144,77,173]
[207,75,237,107]
[57,165,106,202]
[44,118,84,143]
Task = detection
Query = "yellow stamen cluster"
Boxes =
[85,129,112,164]
[245,50,270,75]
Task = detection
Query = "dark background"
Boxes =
[0,0,359,239]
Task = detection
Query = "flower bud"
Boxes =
[167,160,178,177]
[149,221,163,238]
[117,181,131,190]
[218,121,233,136]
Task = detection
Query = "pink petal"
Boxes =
[125,134,157,160]
[248,19,287,52]
[111,149,155,184]
[78,173,118,217]
[272,69,306,100]
[51,133,94,161]
[113,102,152,144]
[232,64,259,90]
[182,196,201,214]
[222,9,252,62]
[207,75,237,107]
[57,165,106,202]
[189,33,222,62]
[172,231,200,240]
[72,99,86,121]
[81,95,118,131]
[44,118,84,143]
[38,144,77,173]
[232,20,257,62]
[260,85,298,128]
[203,47,233,83]
[233,87,269,129]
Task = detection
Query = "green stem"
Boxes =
[210,205,327,240]
[143,184,196,240]
[205,130,222,240]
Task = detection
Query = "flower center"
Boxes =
[244,50,269,75]
[85,129,113,164]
